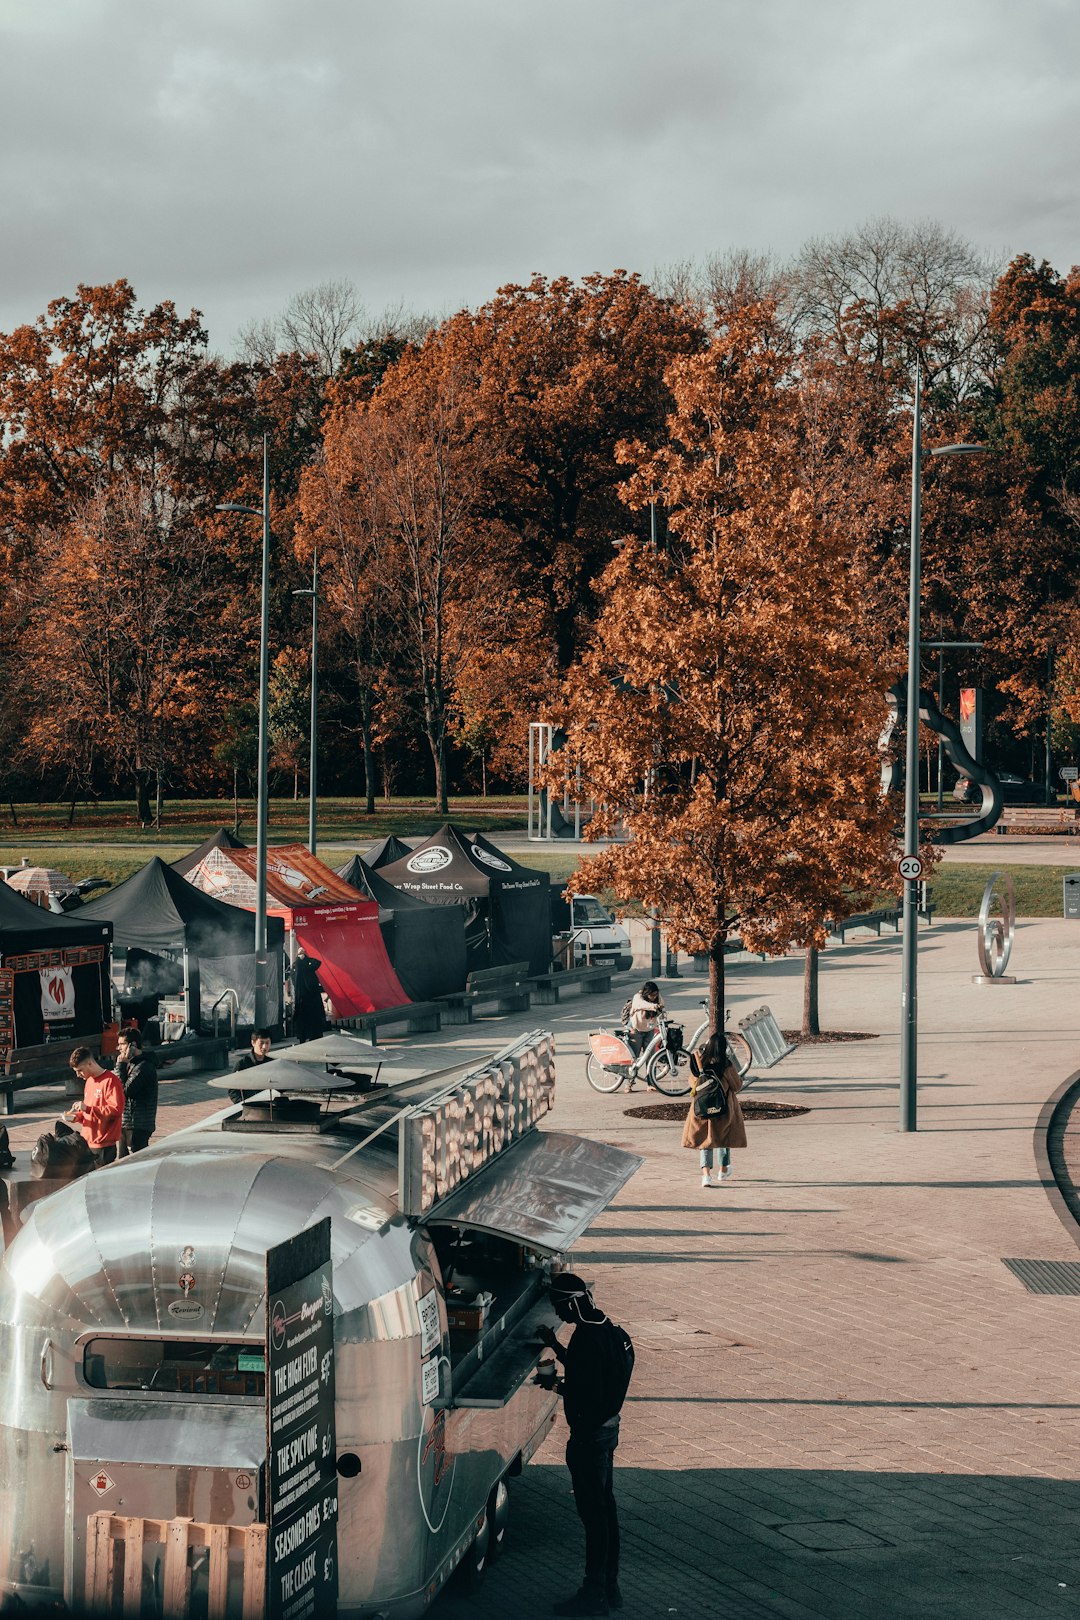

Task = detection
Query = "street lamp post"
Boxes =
[900,364,986,1132]
[293,549,319,857]
[216,433,272,1028]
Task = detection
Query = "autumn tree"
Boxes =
[20,475,220,819]
[436,272,703,669]
[559,301,897,1034]
[297,440,400,813]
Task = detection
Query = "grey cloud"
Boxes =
[0,0,1077,352]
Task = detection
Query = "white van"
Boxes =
[551,892,634,971]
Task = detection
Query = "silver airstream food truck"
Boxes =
[0,1031,639,1617]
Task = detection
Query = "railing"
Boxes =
[211,988,240,1042]
[85,1512,267,1620]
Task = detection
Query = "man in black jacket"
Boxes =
[539,1274,634,1617]
[228,1029,273,1104]
[116,1029,158,1156]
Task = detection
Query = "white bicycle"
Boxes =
[586,1004,753,1097]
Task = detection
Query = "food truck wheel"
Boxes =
[486,1477,510,1562]
[586,1055,625,1094]
[454,1510,491,1594]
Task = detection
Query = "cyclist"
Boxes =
[625,981,664,1061]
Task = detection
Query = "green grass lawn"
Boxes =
[0,799,1073,919]
[0,794,528,842]
[923,862,1072,918]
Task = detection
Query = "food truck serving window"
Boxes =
[83,1338,266,1397]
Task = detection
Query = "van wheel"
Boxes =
[454,1510,489,1594]
[486,1478,509,1563]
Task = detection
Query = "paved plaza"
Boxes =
[5,913,1080,1617]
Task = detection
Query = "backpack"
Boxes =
[30,1129,95,1181]
[599,1321,635,1417]
[693,1067,729,1119]
[620,997,634,1027]
[0,1126,13,1170]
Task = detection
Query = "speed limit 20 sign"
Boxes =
[898,855,923,882]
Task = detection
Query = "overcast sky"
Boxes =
[1,0,1076,355]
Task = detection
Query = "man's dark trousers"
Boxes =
[566,1420,619,1595]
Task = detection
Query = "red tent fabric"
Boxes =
[182,844,408,1017]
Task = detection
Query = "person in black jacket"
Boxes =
[538,1274,634,1617]
[116,1029,158,1156]
[228,1029,273,1104]
[290,947,328,1042]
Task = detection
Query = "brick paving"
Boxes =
[6,917,1080,1617]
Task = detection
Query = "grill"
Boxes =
[1002,1258,1080,1295]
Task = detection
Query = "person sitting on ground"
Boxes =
[116,1027,158,1157]
[229,1028,273,1105]
[65,1048,124,1166]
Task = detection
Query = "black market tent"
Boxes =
[0,882,112,1048]
[336,854,467,1000]
[79,858,285,1029]
[363,835,413,871]
[377,826,551,975]
[171,826,246,878]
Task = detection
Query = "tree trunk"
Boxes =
[802,946,821,1037]
[707,938,725,1040]
[135,772,152,826]
[707,891,727,1037]
[7,800,18,828]
[232,767,239,835]
[360,721,376,815]
[67,795,77,828]
[427,725,448,815]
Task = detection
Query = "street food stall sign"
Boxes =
[266,1219,338,1620]
[399,1031,555,1216]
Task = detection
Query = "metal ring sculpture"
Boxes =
[977,870,1016,980]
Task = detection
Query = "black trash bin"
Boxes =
[1064,874,1080,920]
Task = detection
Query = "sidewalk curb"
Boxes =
[1034,1066,1080,1249]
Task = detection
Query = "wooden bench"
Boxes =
[335,1001,443,1039]
[995,806,1080,835]
[828,906,901,943]
[528,963,615,1005]
[436,963,531,1026]
[0,1035,96,1116]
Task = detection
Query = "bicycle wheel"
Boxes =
[586,1054,627,1094]
[648,1047,691,1096]
[726,1033,753,1077]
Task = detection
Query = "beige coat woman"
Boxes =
[681,1061,748,1151]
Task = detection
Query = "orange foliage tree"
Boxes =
[19,475,220,820]
[559,303,898,1033]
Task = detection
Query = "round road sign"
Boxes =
[898,855,923,882]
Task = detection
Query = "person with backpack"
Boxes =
[683,1029,748,1186]
[538,1273,634,1616]
[64,1048,124,1166]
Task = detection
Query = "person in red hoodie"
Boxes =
[65,1048,124,1166]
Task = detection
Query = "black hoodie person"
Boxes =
[537,1274,634,1617]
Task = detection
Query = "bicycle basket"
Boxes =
[665,1022,684,1053]
[589,1030,635,1071]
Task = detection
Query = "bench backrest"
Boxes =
[1,1034,98,1073]
[465,961,529,992]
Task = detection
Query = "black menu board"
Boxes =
[266,1218,338,1619]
